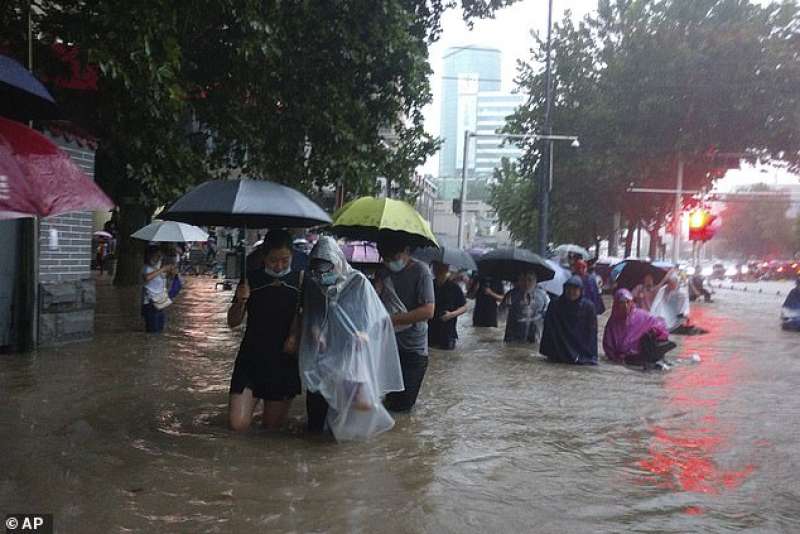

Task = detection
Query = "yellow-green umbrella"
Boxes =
[331,196,438,248]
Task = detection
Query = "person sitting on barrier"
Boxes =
[651,274,708,335]
[540,276,598,365]
[603,289,676,368]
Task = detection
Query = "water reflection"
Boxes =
[0,277,798,532]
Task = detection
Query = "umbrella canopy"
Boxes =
[611,260,668,290]
[331,196,438,248]
[0,54,59,122]
[0,117,114,219]
[413,246,477,271]
[466,247,490,261]
[476,248,555,282]
[341,241,382,265]
[131,221,209,243]
[161,179,331,229]
[538,258,572,296]
[93,230,113,240]
[553,243,591,259]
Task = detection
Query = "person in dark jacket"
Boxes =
[468,274,505,327]
[573,259,605,315]
[540,276,598,365]
[428,261,468,350]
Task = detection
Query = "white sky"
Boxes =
[419,0,799,188]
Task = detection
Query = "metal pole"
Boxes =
[457,130,470,249]
[671,154,684,264]
[537,0,554,256]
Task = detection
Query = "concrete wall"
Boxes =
[37,138,97,345]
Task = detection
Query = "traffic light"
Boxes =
[452,198,462,215]
[688,209,717,242]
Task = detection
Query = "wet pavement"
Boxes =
[1,275,798,533]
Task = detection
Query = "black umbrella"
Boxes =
[476,248,555,282]
[0,54,59,121]
[161,179,331,228]
[162,179,331,280]
[413,246,477,271]
[611,260,668,290]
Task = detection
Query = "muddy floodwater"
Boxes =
[1,277,798,533]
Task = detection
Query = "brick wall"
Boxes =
[37,138,97,345]
[38,142,96,283]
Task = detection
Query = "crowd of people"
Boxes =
[139,230,727,441]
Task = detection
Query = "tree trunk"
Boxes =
[113,202,151,287]
[648,225,660,260]
[623,219,635,257]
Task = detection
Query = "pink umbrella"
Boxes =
[0,117,114,219]
[341,241,381,264]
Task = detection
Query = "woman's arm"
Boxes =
[143,265,171,282]
[227,282,250,328]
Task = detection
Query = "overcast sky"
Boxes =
[419,0,798,189]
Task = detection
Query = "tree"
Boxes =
[1,1,517,284]
[717,184,796,258]
[492,0,800,255]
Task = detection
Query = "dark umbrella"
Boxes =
[161,179,331,280]
[0,117,114,219]
[413,246,477,271]
[476,248,555,282]
[611,260,668,290]
[0,54,59,122]
[162,179,331,228]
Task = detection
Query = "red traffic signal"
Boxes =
[688,209,717,242]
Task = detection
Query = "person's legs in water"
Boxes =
[142,304,164,333]
[384,351,429,412]
[626,332,676,369]
[306,391,329,433]
[229,387,260,432]
[262,400,292,430]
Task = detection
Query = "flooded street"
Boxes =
[1,277,799,533]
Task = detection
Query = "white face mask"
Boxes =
[386,258,406,273]
[265,266,291,278]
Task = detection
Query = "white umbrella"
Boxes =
[553,243,591,259]
[538,258,571,296]
[131,220,209,242]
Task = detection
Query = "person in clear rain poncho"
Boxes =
[299,236,405,441]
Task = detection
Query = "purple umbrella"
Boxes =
[0,54,59,122]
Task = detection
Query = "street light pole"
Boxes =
[457,129,471,249]
[538,0,555,256]
[457,130,578,250]
[671,153,684,263]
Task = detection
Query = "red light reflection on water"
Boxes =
[637,307,756,495]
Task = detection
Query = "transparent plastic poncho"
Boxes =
[299,237,404,441]
[650,284,690,331]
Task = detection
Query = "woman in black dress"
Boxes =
[227,230,302,431]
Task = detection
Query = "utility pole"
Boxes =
[671,154,684,264]
[537,0,554,256]
[457,129,471,249]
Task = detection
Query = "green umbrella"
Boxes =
[331,197,438,248]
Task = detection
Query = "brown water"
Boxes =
[1,277,798,533]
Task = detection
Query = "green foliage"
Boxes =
[489,159,538,248]
[492,0,800,249]
[717,184,796,258]
[1,0,514,284]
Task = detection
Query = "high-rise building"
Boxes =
[437,46,523,201]
[439,46,501,181]
[474,92,524,177]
